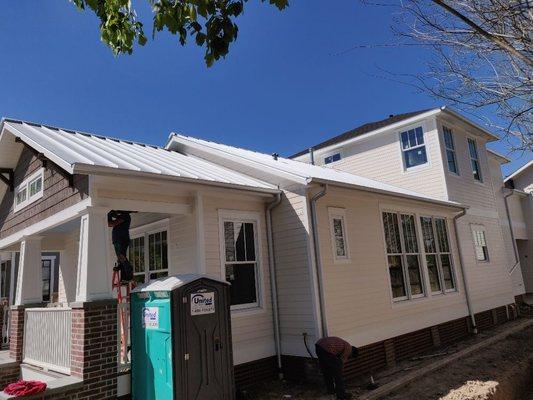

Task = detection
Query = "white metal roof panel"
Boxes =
[132,273,228,292]
[168,133,464,208]
[1,119,276,192]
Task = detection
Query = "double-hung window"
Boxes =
[14,169,44,212]
[382,212,424,300]
[221,213,261,310]
[329,208,349,262]
[467,138,482,182]
[443,127,458,174]
[400,127,427,169]
[472,227,489,262]
[129,224,169,284]
[420,216,456,293]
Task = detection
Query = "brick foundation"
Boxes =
[0,365,20,391]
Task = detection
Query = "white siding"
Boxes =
[316,187,469,345]
[315,117,448,199]
[271,187,320,357]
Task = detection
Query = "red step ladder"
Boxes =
[112,270,135,368]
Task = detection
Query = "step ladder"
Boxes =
[112,269,135,368]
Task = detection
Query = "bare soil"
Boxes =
[247,319,533,400]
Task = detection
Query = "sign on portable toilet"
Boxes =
[131,274,234,400]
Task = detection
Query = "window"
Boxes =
[129,224,168,284]
[220,214,261,310]
[329,208,349,262]
[443,127,458,174]
[324,153,341,165]
[472,228,489,262]
[14,169,44,212]
[400,127,427,169]
[382,212,424,300]
[420,216,456,293]
[468,138,482,182]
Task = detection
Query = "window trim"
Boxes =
[419,215,457,294]
[328,207,350,264]
[14,168,45,213]
[218,210,264,313]
[467,137,483,183]
[471,224,489,263]
[442,126,459,175]
[399,125,429,171]
[381,210,427,302]
[129,219,170,283]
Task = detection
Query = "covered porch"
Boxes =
[0,173,278,398]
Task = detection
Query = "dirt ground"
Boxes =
[247,319,533,400]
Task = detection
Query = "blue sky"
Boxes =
[0,1,529,176]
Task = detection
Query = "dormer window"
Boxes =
[14,168,45,212]
[324,153,341,165]
[400,127,427,169]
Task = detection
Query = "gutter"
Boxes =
[452,209,477,334]
[265,192,283,378]
[503,189,521,275]
[309,184,329,338]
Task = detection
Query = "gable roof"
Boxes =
[290,109,432,158]
[0,119,278,193]
[290,106,499,159]
[505,160,533,182]
[167,133,464,209]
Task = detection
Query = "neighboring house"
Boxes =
[503,161,533,293]
[0,111,523,399]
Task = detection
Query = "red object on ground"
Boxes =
[3,380,47,396]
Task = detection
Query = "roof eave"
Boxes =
[308,177,466,210]
[73,163,281,196]
[504,160,533,182]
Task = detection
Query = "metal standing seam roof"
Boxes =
[167,133,465,209]
[0,119,278,193]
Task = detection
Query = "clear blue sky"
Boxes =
[0,1,529,176]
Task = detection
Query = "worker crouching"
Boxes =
[315,336,358,400]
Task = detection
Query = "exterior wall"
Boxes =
[488,155,526,295]
[0,147,89,240]
[315,186,469,346]
[313,117,448,200]
[271,187,319,357]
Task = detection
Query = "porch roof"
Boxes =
[0,119,278,194]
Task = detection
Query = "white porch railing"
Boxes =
[23,308,71,375]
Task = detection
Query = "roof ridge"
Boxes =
[3,117,165,151]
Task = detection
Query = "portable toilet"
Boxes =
[131,274,234,400]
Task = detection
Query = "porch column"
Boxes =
[75,208,113,302]
[14,236,43,306]
[194,192,207,274]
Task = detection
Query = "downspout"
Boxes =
[452,209,477,334]
[309,184,328,338]
[266,192,283,378]
[503,189,521,274]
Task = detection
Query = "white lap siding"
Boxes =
[164,196,276,365]
[315,187,469,347]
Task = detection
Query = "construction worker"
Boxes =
[315,336,359,400]
[107,210,134,283]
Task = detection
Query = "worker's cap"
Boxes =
[351,346,359,358]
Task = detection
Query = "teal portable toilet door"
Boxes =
[131,294,174,400]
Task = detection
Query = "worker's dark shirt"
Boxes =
[316,337,352,362]
[109,212,131,244]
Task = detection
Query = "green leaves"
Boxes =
[71,0,288,66]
